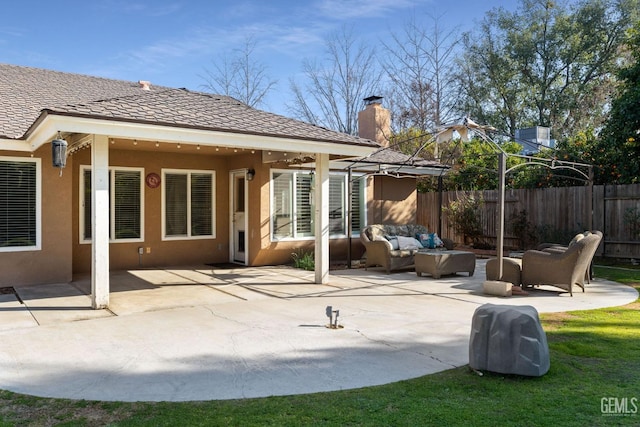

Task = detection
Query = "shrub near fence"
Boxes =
[417,183,640,259]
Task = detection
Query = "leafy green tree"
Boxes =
[389,128,436,159]
[595,19,640,184]
[418,137,525,191]
[443,195,484,245]
[457,0,638,140]
[457,11,527,138]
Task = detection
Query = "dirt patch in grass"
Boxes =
[540,312,579,331]
[622,299,640,310]
[0,393,138,427]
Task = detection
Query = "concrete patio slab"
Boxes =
[17,283,113,325]
[0,294,38,330]
[0,260,636,402]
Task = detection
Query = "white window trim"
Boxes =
[161,168,216,241]
[79,165,145,244]
[270,169,367,242]
[0,156,41,252]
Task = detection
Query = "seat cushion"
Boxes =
[389,249,418,258]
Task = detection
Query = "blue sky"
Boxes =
[1,0,518,116]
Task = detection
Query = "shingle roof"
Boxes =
[364,148,445,168]
[0,64,149,139]
[0,63,378,148]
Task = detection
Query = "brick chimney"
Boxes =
[358,96,390,147]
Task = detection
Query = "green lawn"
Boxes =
[1,266,639,426]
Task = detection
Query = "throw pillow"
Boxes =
[416,233,431,248]
[432,233,444,248]
[397,235,423,250]
[417,232,445,249]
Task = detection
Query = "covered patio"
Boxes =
[0,262,636,402]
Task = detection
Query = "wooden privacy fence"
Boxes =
[417,183,640,259]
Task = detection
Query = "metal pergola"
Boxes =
[301,117,594,278]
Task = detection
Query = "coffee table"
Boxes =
[415,250,476,279]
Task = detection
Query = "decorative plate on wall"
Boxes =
[145,173,161,189]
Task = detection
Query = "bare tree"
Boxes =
[201,36,277,108]
[382,13,461,133]
[288,26,383,135]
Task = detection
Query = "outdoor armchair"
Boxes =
[521,232,602,296]
[537,230,593,252]
[537,231,603,283]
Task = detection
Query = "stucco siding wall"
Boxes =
[71,147,235,273]
[0,146,73,286]
[2,143,411,286]
[369,176,417,225]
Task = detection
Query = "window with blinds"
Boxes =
[81,167,142,242]
[164,173,188,236]
[190,173,212,237]
[329,175,345,235]
[270,170,366,240]
[114,170,141,239]
[350,176,365,234]
[272,172,293,238]
[163,170,215,239]
[0,158,39,251]
[296,174,313,236]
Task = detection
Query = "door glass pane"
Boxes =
[83,169,92,240]
[236,177,245,212]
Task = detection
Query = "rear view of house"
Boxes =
[0,64,445,308]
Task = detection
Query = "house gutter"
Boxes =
[0,137,31,152]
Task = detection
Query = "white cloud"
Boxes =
[315,0,420,20]
[95,1,183,17]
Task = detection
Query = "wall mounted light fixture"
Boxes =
[246,168,255,181]
[51,134,68,176]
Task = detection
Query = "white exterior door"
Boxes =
[230,170,248,264]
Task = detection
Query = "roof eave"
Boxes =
[24,112,378,158]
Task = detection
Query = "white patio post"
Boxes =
[91,134,110,309]
[314,153,330,284]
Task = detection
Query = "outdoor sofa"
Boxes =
[361,224,442,273]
